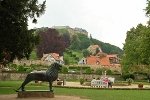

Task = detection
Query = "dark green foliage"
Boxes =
[122,74,135,81]
[18,65,24,72]
[0,0,46,66]
[23,67,29,71]
[90,38,123,56]
[26,68,33,72]
[64,57,69,65]
[81,66,91,70]
[75,57,79,61]
[76,33,92,50]
[122,23,150,73]
[72,54,76,57]
[106,70,112,75]
[8,64,17,69]
[79,78,84,84]
[85,68,91,74]
[63,50,83,65]
[30,64,36,70]
[69,66,78,69]
[61,66,68,73]
[144,0,150,17]
[70,35,80,50]
[95,68,102,75]
[56,28,70,36]
[83,49,91,57]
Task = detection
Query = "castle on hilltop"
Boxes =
[51,26,88,36]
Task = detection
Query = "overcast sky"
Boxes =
[28,0,149,49]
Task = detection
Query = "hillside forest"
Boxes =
[34,27,123,61]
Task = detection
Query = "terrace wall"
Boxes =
[0,72,121,81]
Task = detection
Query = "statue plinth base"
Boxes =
[17,90,54,98]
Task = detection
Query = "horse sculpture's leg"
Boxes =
[15,73,33,91]
[49,81,53,92]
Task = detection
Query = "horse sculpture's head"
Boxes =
[51,62,62,70]
[45,62,62,78]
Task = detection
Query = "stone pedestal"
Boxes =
[17,90,54,98]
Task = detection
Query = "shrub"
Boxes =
[126,78,133,83]
[75,57,79,60]
[85,68,91,74]
[61,66,68,73]
[95,68,102,75]
[122,74,135,80]
[30,64,36,70]
[64,57,69,65]
[81,66,90,70]
[18,65,24,71]
[79,78,84,85]
[72,54,76,57]
[26,69,33,72]
[106,70,112,75]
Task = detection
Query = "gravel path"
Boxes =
[0,94,89,100]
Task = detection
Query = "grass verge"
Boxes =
[0,80,150,100]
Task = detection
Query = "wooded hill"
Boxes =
[56,28,123,57]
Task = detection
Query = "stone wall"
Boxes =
[58,73,121,80]
[13,59,52,66]
[1,72,27,80]
[0,72,121,81]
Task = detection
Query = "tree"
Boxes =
[145,0,150,17]
[56,28,70,45]
[36,28,69,58]
[76,33,92,50]
[83,49,91,57]
[121,24,149,73]
[69,34,80,50]
[0,0,46,66]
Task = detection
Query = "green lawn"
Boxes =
[0,80,150,100]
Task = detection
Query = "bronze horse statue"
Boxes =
[14,62,62,92]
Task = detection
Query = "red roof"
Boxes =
[86,56,99,65]
[86,56,110,66]
[98,57,110,66]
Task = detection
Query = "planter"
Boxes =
[57,81,62,85]
[35,80,38,83]
[79,78,84,85]
[138,84,143,89]
[126,78,133,85]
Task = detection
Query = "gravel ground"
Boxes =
[0,94,89,100]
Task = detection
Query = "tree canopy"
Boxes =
[0,0,46,66]
[121,1,150,73]
[36,28,69,58]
